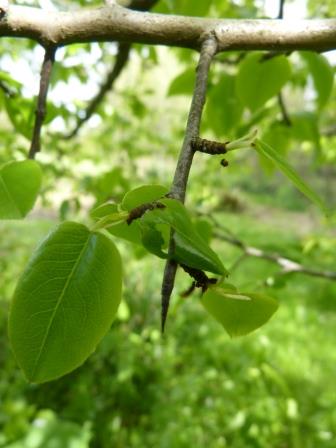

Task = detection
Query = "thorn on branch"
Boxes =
[191,137,228,155]
[161,259,177,333]
[28,45,56,160]
[160,36,217,333]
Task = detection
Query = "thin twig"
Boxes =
[278,0,285,19]
[211,221,336,281]
[64,0,158,139]
[278,92,291,126]
[28,46,56,159]
[276,0,291,127]
[161,35,218,332]
[65,42,131,139]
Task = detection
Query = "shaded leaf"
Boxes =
[204,73,243,136]
[236,53,291,111]
[141,198,227,275]
[167,68,195,96]
[301,51,334,109]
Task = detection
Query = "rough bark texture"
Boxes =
[0,5,335,52]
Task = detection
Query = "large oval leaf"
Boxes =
[201,286,278,337]
[8,221,122,383]
[236,53,291,111]
[0,160,42,219]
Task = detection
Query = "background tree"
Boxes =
[0,0,336,446]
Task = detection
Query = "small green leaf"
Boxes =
[5,96,35,139]
[0,160,42,219]
[201,286,278,337]
[301,51,334,109]
[255,139,328,215]
[8,221,122,383]
[236,53,291,111]
[121,185,168,211]
[90,202,119,220]
[291,112,320,149]
[167,68,195,96]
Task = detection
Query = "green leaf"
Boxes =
[255,139,328,215]
[236,53,291,111]
[8,221,122,383]
[90,202,119,221]
[201,286,278,337]
[108,221,143,245]
[204,73,243,136]
[0,160,42,220]
[259,122,292,173]
[140,198,227,275]
[4,96,35,139]
[291,112,320,149]
[167,68,195,96]
[121,185,168,211]
[301,51,334,109]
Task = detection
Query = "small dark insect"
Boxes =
[220,158,229,167]
[127,201,165,225]
[191,137,227,155]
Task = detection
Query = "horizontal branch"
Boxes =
[213,227,336,281]
[0,5,336,52]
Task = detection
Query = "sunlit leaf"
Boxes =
[121,185,168,211]
[9,221,122,383]
[0,160,42,220]
[201,286,278,337]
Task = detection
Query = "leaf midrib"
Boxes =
[30,234,91,380]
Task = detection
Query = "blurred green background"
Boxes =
[1,0,336,447]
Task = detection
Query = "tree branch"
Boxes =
[65,42,130,139]
[160,36,217,332]
[28,45,56,159]
[210,217,336,281]
[0,5,335,52]
[276,1,291,127]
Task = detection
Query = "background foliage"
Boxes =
[0,0,336,446]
